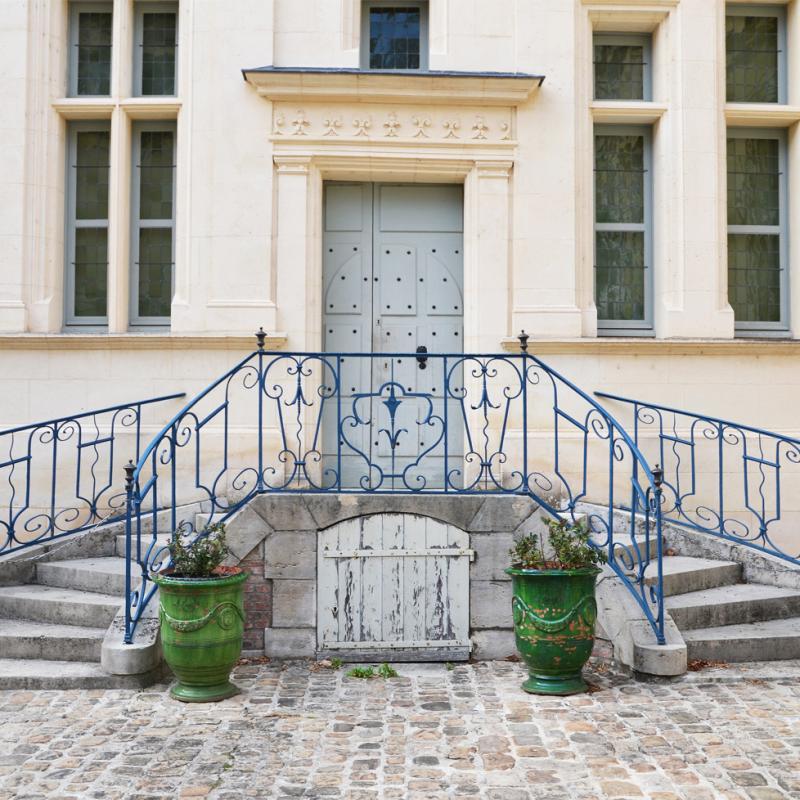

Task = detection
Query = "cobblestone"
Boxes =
[0,660,798,799]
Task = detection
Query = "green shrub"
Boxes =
[509,517,607,570]
[168,523,229,578]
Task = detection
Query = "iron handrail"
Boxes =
[123,336,666,645]
[596,390,800,566]
[0,392,185,556]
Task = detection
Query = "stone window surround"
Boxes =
[579,0,800,341]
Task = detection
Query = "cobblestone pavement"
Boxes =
[1,660,799,800]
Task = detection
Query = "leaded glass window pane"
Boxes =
[74,228,108,317]
[728,234,781,322]
[139,131,175,219]
[727,137,780,226]
[75,131,110,220]
[141,12,177,95]
[726,14,779,103]
[369,7,421,69]
[138,228,173,318]
[596,231,645,322]
[594,44,645,100]
[76,11,112,95]
[595,135,645,224]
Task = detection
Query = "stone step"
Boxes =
[666,583,800,630]
[0,658,164,690]
[36,557,129,596]
[644,556,742,597]
[0,618,104,662]
[603,533,660,562]
[683,618,800,663]
[0,584,120,628]
[114,533,171,560]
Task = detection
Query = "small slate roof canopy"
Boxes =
[242,66,545,106]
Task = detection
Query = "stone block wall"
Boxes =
[226,493,545,660]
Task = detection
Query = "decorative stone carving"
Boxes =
[291,110,310,136]
[323,116,342,136]
[271,103,514,144]
[472,116,489,140]
[353,117,372,137]
[412,116,432,138]
[383,112,401,137]
[443,119,461,139]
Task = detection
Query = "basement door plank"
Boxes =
[336,517,362,643]
[317,525,339,648]
[424,516,451,641]
[360,514,383,642]
[381,513,405,643]
[446,523,470,643]
[402,514,427,643]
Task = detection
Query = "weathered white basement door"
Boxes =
[317,514,473,661]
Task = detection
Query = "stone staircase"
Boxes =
[648,554,800,662]
[0,534,159,689]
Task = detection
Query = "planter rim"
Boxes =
[505,566,602,577]
[151,569,249,588]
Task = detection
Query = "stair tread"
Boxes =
[652,556,739,576]
[0,618,106,639]
[0,584,121,606]
[666,582,800,609]
[38,556,128,574]
[683,617,800,641]
[0,658,109,679]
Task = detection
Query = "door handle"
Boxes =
[416,345,428,370]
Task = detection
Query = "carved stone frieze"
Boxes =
[272,102,514,144]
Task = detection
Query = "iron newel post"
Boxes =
[651,463,666,644]
[517,329,530,353]
[255,328,266,491]
[123,460,135,644]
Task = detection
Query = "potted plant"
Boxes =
[152,523,248,702]
[506,516,606,695]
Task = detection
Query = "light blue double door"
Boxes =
[322,183,464,490]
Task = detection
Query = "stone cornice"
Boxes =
[242,67,543,106]
[500,337,800,356]
[0,334,288,351]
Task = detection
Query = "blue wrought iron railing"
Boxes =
[123,331,666,645]
[596,391,800,566]
[0,393,185,556]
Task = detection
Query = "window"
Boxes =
[726,6,786,103]
[134,3,178,96]
[594,127,653,333]
[727,130,788,332]
[594,34,652,101]
[361,2,428,70]
[65,122,111,326]
[130,123,176,326]
[69,3,113,96]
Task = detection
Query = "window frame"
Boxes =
[593,124,654,336]
[68,1,114,98]
[64,120,111,329]
[727,127,789,336]
[593,33,652,102]
[360,0,429,71]
[133,1,179,97]
[129,120,177,329]
[725,4,788,105]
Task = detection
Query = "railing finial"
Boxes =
[255,327,267,351]
[652,463,664,488]
[518,329,529,353]
[124,460,135,494]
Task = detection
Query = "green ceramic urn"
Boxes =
[505,566,601,695]
[153,568,248,703]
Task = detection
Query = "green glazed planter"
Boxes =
[152,568,248,703]
[505,566,601,695]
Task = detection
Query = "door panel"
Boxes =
[323,182,463,490]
